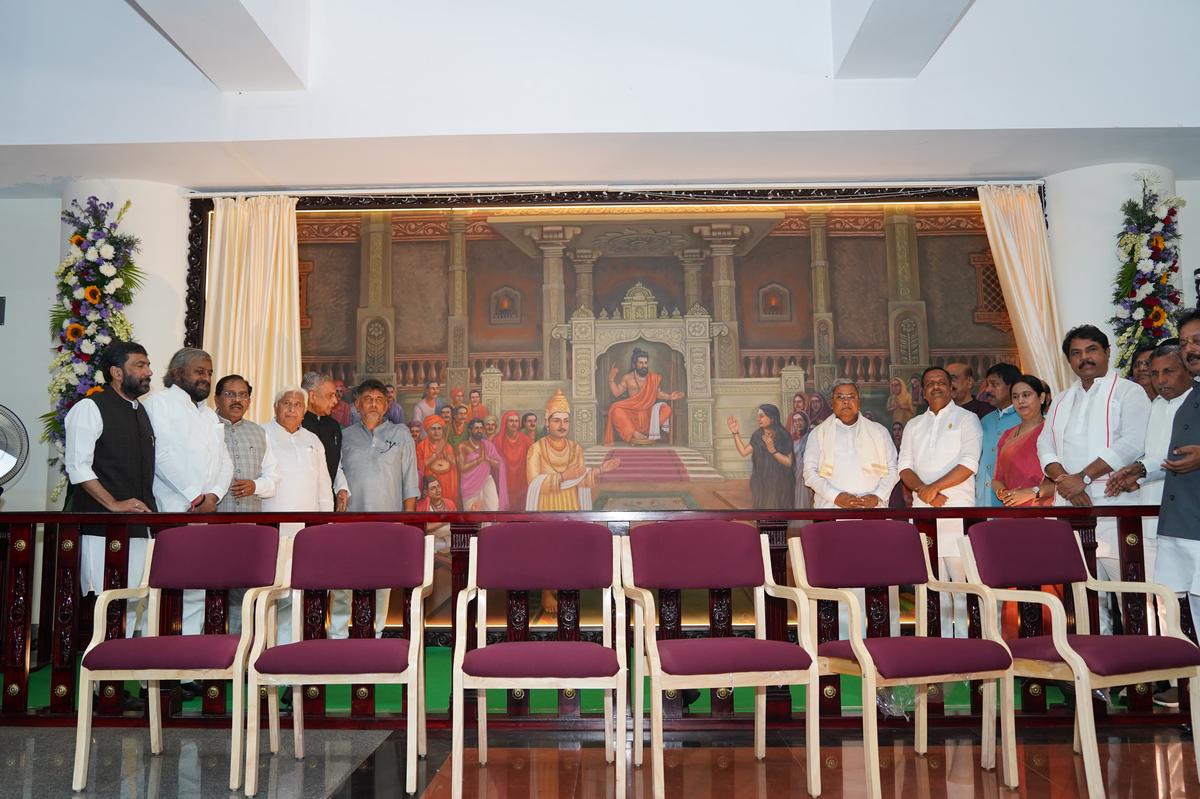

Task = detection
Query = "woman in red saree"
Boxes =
[990,374,1059,638]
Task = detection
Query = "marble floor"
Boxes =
[2,724,1195,798]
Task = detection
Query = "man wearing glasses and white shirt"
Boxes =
[213,374,277,513]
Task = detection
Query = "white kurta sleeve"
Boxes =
[254,435,279,499]
[315,441,335,512]
[956,413,983,474]
[1036,397,1063,471]
[1098,383,1151,472]
[871,437,900,502]
[207,431,234,501]
[145,394,203,503]
[64,399,103,485]
[801,433,839,505]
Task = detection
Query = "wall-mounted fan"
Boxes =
[0,404,30,497]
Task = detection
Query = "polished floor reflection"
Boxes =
[0,724,1194,798]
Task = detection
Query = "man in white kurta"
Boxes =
[1037,325,1151,635]
[899,367,983,638]
[142,349,234,638]
[264,387,335,644]
[804,379,900,635]
[1105,344,1192,637]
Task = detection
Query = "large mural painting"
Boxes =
[298,203,1017,620]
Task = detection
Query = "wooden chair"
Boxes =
[961,518,1200,799]
[788,519,1017,799]
[244,522,433,796]
[452,521,626,799]
[73,524,283,792]
[624,520,820,799]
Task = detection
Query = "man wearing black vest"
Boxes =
[64,340,156,633]
[301,370,350,511]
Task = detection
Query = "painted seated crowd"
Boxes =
[61,311,1200,657]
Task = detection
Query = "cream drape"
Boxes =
[203,196,302,425]
[978,184,1073,395]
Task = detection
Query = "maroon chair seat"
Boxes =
[82,634,241,672]
[657,638,812,675]
[1007,634,1200,677]
[462,641,619,679]
[255,638,412,675]
[818,637,1012,680]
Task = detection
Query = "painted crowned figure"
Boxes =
[604,347,685,446]
[526,389,620,510]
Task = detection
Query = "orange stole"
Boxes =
[605,371,671,445]
[416,438,460,505]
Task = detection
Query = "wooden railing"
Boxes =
[0,507,1185,730]
[471,353,541,383]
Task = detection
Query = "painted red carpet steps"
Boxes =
[585,446,724,482]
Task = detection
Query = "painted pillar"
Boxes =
[808,213,836,394]
[678,247,706,312]
[884,205,930,380]
[446,213,470,393]
[570,248,598,313]
[355,212,395,383]
[695,224,748,378]
[525,225,579,381]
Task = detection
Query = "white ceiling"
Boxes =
[3,0,1199,196]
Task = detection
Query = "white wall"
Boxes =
[1179,179,1200,310]
[0,199,61,510]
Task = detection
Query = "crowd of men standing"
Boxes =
[63,311,1200,665]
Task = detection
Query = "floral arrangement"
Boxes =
[1110,174,1186,372]
[42,196,144,499]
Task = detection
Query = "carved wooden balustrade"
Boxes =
[740,350,814,378]
[0,507,1187,731]
[470,353,542,383]
[929,348,1021,377]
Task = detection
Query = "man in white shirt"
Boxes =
[1037,324,1151,634]
[143,348,234,640]
[1106,343,1192,637]
[899,366,983,638]
[264,386,334,645]
[804,378,900,635]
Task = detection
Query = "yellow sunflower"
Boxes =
[65,322,85,342]
[83,285,102,304]
[1148,306,1167,327]
[70,234,84,246]
[1151,234,1165,249]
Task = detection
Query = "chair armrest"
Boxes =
[623,585,662,672]
[1084,578,1189,639]
[246,586,293,664]
[451,586,479,668]
[926,578,992,601]
[763,583,817,651]
[85,586,152,653]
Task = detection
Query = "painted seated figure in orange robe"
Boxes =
[604,347,684,446]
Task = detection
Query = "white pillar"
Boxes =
[1044,164,1177,348]
[61,180,190,380]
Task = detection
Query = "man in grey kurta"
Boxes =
[1157,309,1200,643]
[214,375,278,513]
[339,378,420,636]
[341,380,420,512]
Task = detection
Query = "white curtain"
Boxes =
[203,196,302,425]
[978,185,1073,395]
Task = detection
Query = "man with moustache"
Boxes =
[411,379,445,430]
[975,362,1023,507]
[301,371,350,511]
[496,410,532,509]
[214,374,277,513]
[1106,343,1192,648]
[947,362,995,420]
[1129,342,1159,400]
[65,341,157,647]
[521,411,540,441]
[1156,310,1200,649]
[898,366,983,637]
[1037,324,1151,634]
[143,348,234,648]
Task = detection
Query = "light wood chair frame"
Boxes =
[787,533,1018,799]
[624,534,821,799]
[244,534,434,796]
[451,535,627,799]
[959,532,1200,799]
[73,537,287,792]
